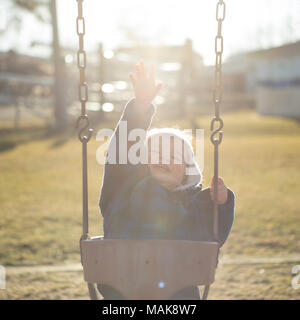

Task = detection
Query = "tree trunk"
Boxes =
[50,0,67,130]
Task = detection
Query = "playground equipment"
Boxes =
[76,0,226,300]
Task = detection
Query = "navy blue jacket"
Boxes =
[99,98,234,246]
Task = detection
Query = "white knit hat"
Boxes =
[146,128,202,191]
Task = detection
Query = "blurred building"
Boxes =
[0,51,55,127]
[0,50,53,106]
[225,41,300,118]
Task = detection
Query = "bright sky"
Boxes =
[1,0,300,65]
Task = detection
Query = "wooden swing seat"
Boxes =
[81,236,219,300]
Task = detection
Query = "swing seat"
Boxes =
[81,236,219,300]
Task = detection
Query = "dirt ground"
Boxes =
[1,263,298,300]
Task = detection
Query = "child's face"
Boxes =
[147,138,186,190]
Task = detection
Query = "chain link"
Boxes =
[216,1,226,22]
[211,0,226,243]
[211,0,225,146]
[76,0,92,142]
[76,0,92,240]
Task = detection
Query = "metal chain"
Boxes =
[76,0,92,240]
[211,0,226,242]
[76,0,92,143]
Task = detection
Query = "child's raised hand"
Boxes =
[129,61,163,109]
[210,177,228,205]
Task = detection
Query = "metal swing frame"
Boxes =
[75,0,226,300]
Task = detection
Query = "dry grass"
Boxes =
[0,109,300,299]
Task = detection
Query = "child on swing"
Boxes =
[98,61,235,300]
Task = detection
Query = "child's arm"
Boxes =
[215,188,235,246]
[99,62,163,215]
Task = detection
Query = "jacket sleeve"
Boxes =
[217,188,235,246]
[99,98,156,216]
[191,187,235,247]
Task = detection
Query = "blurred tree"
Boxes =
[49,0,67,130]
[12,0,67,130]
